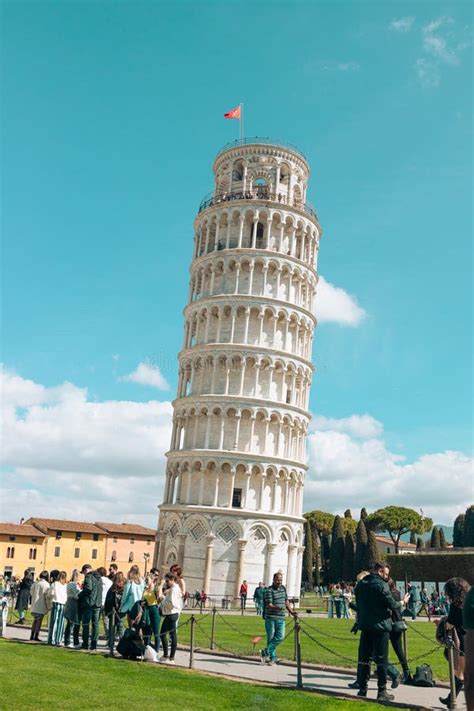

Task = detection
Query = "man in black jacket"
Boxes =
[355,561,409,702]
[79,564,103,651]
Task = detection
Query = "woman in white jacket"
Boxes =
[159,572,182,665]
[47,570,67,645]
[30,571,50,641]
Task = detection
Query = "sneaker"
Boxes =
[167,659,176,665]
[391,672,400,689]
[348,681,360,689]
[357,690,367,698]
[159,656,170,663]
[401,672,412,685]
[68,643,75,648]
[259,650,267,664]
[266,659,275,666]
[377,691,395,702]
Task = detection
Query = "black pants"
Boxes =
[160,613,178,659]
[390,629,409,674]
[64,620,80,646]
[356,628,389,692]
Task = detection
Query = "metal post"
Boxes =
[447,643,457,710]
[295,618,303,690]
[189,615,195,669]
[210,607,216,650]
[402,627,408,665]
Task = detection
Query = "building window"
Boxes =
[93,533,99,541]
[147,539,151,546]
[54,546,60,557]
[130,538,135,545]
[91,549,97,559]
[56,531,62,540]
[8,536,15,542]
[386,547,391,554]
[31,537,37,543]
[112,537,117,544]
[128,552,134,562]
[232,488,242,508]
[6,546,15,559]
[74,548,80,558]
[29,548,37,560]
[75,532,82,541]
[111,550,117,561]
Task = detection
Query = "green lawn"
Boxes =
[178,612,448,682]
[0,640,404,711]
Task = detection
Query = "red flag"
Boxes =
[224,105,241,119]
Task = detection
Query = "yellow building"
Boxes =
[24,518,107,575]
[95,522,156,575]
[0,523,46,579]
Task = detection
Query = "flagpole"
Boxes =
[240,103,244,142]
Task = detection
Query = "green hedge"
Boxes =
[387,552,474,584]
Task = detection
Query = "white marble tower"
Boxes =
[154,138,322,602]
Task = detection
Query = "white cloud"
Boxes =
[1,367,172,526]
[415,58,440,88]
[317,60,360,72]
[315,276,366,327]
[311,414,383,439]
[306,418,473,523]
[390,17,415,32]
[119,362,170,390]
[413,16,471,86]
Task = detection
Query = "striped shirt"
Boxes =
[264,584,288,619]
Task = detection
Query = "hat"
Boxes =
[80,564,92,574]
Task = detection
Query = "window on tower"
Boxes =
[232,488,242,508]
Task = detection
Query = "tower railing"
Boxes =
[215,137,307,161]
[198,188,318,221]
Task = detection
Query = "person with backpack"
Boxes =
[260,571,296,665]
[354,561,409,702]
[253,582,265,615]
[78,564,103,651]
[120,565,145,628]
[104,571,126,656]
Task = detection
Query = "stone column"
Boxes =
[295,546,305,597]
[156,530,167,571]
[202,534,215,594]
[234,539,248,601]
[265,543,277,586]
[177,533,187,569]
[286,543,298,596]
[228,467,236,507]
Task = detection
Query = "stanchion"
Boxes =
[189,615,195,669]
[210,607,216,650]
[402,627,408,664]
[295,617,303,690]
[293,622,297,662]
[447,642,457,710]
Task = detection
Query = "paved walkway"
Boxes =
[3,624,466,710]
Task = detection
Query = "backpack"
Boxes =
[116,628,145,660]
[412,664,434,687]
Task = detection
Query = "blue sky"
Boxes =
[1,1,472,526]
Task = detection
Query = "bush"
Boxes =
[387,552,474,584]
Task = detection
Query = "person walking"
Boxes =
[30,571,50,641]
[120,565,145,628]
[239,580,248,611]
[104,571,126,656]
[78,564,103,651]
[408,583,421,620]
[420,588,431,620]
[142,574,161,651]
[354,561,409,702]
[260,572,296,665]
[439,577,470,708]
[47,570,67,645]
[15,570,33,624]
[64,569,81,648]
[159,572,182,664]
[253,582,265,615]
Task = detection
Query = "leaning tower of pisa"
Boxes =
[154,138,322,602]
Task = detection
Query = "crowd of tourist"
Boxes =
[2,564,473,708]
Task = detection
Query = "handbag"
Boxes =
[392,620,408,632]
[412,664,434,687]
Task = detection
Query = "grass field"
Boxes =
[178,612,448,682]
[0,640,407,711]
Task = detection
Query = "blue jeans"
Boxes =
[264,617,285,661]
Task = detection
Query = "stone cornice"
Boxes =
[165,448,308,472]
[184,294,317,325]
[159,502,305,526]
[189,248,319,281]
[178,343,315,372]
[194,195,320,231]
[172,393,311,421]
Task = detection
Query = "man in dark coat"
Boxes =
[79,564,103,651]
[355,561,409,702]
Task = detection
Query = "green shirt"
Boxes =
[463,586,474,630]
[264,584,287,619]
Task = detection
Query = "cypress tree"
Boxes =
[328,515,345,583]
[465,505,474,547]
[439,527,447,549]
[344,509,352,519]
[342,531,355,582]
[354,519,368,576]
[302,519,313,586]
[430,526,441,549]
[416,537,424,551]
[360,508,368,521]
[313,543,321,587]
[321,533,331,586]
[453,514,465,548]
[365,530,380,570]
